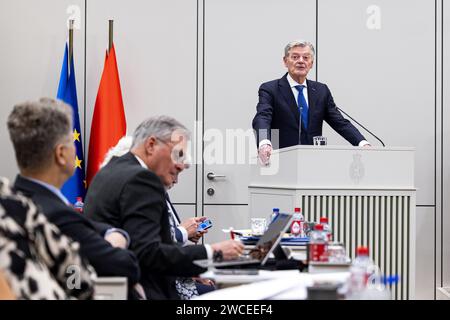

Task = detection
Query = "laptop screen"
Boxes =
[248,213,293,264]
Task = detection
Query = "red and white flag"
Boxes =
[87,44,126,186]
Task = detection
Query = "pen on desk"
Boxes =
[230,227,235,240]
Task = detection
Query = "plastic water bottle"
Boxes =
[74,197,84,213]
[358,274,394,300]
[347,246,375,299]
[308,224,328,262]
[290,207,304,237]
[270,208,280,224]
[319,217,332,241]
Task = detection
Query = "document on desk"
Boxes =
[239,235,309,246]
[273,272,350,300]
[194,277,305,300]
[194,272,350,300]
[200,269,291,285]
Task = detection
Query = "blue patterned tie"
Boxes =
[295,85,309,130]
[166,199,199,299]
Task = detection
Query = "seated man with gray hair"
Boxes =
[84,115,244,300]
[7,98,141,299]
[100,135,216,296]
[101,135,208,245]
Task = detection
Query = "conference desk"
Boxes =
[195,240,359,300]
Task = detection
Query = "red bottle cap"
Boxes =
[294,207,301,213]
[314,224,324,231]
[320,217,328,224]
[356,246,369,256]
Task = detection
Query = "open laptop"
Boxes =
[193,212,293,268]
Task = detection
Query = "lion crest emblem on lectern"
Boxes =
[349,154,364,184]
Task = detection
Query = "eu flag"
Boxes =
[57,44,86,205]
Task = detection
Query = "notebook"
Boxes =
[193,212,293,268]
[240,235,309,246]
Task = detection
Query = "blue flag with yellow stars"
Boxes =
[57,43,86,205]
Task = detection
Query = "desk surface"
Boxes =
[200,269,297,285]
[196,270,350,300]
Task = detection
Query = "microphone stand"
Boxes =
[336,106,385,147]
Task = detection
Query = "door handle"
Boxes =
[206,172,226,180]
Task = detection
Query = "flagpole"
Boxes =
[108,20,114,54]
[68,19,74,70]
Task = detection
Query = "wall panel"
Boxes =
[86,0,198,203]
[318,0,435,206]
[0,0,85,180]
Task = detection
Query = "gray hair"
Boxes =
[131,115,190,148]
[7,97,73,171]
[284,40,315,59]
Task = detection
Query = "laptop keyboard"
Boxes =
[235,254,253,262]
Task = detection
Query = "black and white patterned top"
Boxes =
[0,177,96,299]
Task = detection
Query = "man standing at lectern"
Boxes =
[252,40,370,164]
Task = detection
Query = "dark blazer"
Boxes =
[14,175,140,286]
[84,152,207,300]
[252,73,365,148]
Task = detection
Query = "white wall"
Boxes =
[85,0,198,204]
[0,0,85,183]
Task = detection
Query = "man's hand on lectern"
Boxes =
[258,144,272,166]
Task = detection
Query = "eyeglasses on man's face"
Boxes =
[155,136,189,166]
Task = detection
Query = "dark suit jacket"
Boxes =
[14,175,140,286]
[84,152,207,300]
[252,73,365,148]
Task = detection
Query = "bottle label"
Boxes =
[74,207,83,213]
[290,220,301,236]
[73,201,84,214]
[271,211,279,223]
[309,243,328,262]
